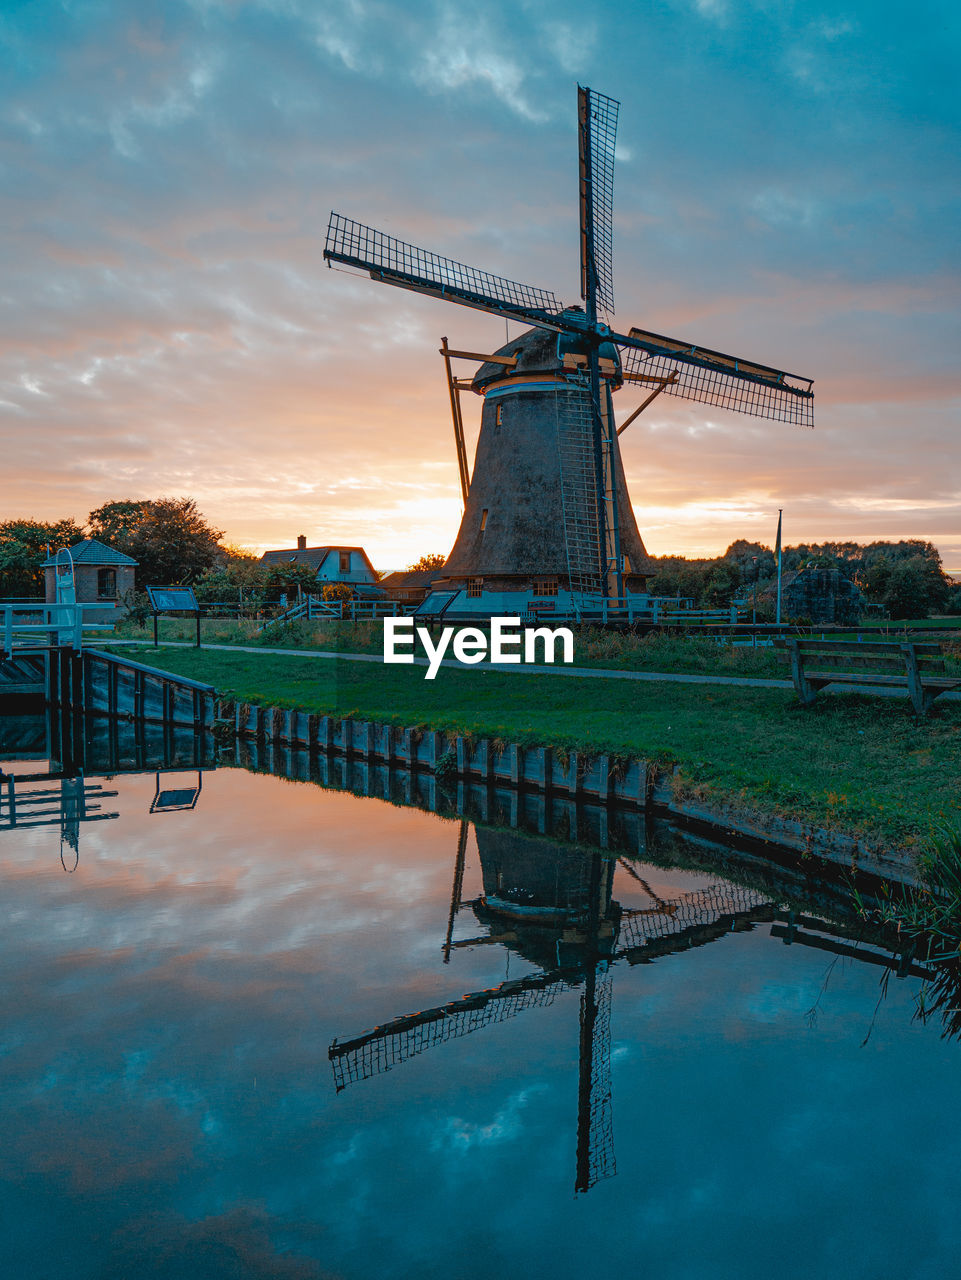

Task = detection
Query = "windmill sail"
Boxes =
[324,213,563,331]
[326,82,815,609]
[618,327,814,426]
[578,86,619,319]
[329,882,773,1093]
[328,969,568,1092]
[576,965,616,1193]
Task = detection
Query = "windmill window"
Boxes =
[495,404,503,426]
[97,568,117,599]
[339,551,351,573]
[480,509,488,532]
[467,577,483,598]
[532,577,558,597]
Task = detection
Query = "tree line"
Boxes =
[0,498,366,614]
[649,538,958,619]
[0,497,395,619]
[2,503,956,621]
[0,500,224,598]
[0,499,312,605]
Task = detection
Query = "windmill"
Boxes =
[324,86,814,614]
[329,824,773,1193]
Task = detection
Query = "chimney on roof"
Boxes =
[297,535,307,550]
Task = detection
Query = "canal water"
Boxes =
[2,716,960,1279]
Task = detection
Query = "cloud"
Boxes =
[0,0,958,564]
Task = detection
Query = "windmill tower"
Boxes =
[325,86,814,615]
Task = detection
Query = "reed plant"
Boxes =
[858,824,961,960]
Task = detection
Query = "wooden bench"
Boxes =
[775,638,961,715]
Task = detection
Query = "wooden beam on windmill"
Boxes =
[617,371,679,436]
[439,342,520,508]
[440,336,471,506]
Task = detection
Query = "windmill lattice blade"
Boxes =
[328,970,570,1091]
[325,212,563,330]
[579,87,619,319]
[616,882,772,957]
[617,327,814,426]
[575,966,616,1193]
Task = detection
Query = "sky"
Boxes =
[1,0,959,571]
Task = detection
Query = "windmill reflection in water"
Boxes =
[328,824,774,1194]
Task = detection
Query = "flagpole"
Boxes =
[775,508,783,626]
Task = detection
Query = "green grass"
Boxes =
[107,642,961,851]
[114,616,961,679]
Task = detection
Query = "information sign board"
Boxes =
[145,585,201,646]
[146,586,199,612]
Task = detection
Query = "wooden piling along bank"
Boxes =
[47,648,215,730]
[220,698,920,888]
[228,734,887,921]
[227,701,650,804]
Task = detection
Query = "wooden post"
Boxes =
[596,754,611,802]
[900,642,926,715]
[787,639,817,706]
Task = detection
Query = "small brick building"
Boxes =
[43,539,138,624]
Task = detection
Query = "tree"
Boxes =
[193,561,269,609]
[86,497,224,588]
[408,553,446,571]
[87,500,151,547]
[856,541,951,616]
[0,518,85,597]
[722,540,776,581]
[220,544,259,565]
[129,498,224,586]
[859,553,892,603]
[702,561,742,607]
[321,581,354,616]
[263,561,319,597]
[882,558,934,620]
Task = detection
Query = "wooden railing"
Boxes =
[258,595,742,630]
[260,596,411,630]
[572,598,741,626]
[1,602,88,656]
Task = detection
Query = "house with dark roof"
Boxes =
[379,568,440,606]
[259,536,381,589]
[42,539,138,623]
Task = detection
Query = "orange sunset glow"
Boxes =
[2,3,958,572]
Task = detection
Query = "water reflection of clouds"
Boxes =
[3,768,461,976]
[434,1083,549,1151]
[3,766,961,1277]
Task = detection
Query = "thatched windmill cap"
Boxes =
[471,325,561,390]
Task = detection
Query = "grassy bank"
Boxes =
[108,643,960,852]
[112,616,961,679]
